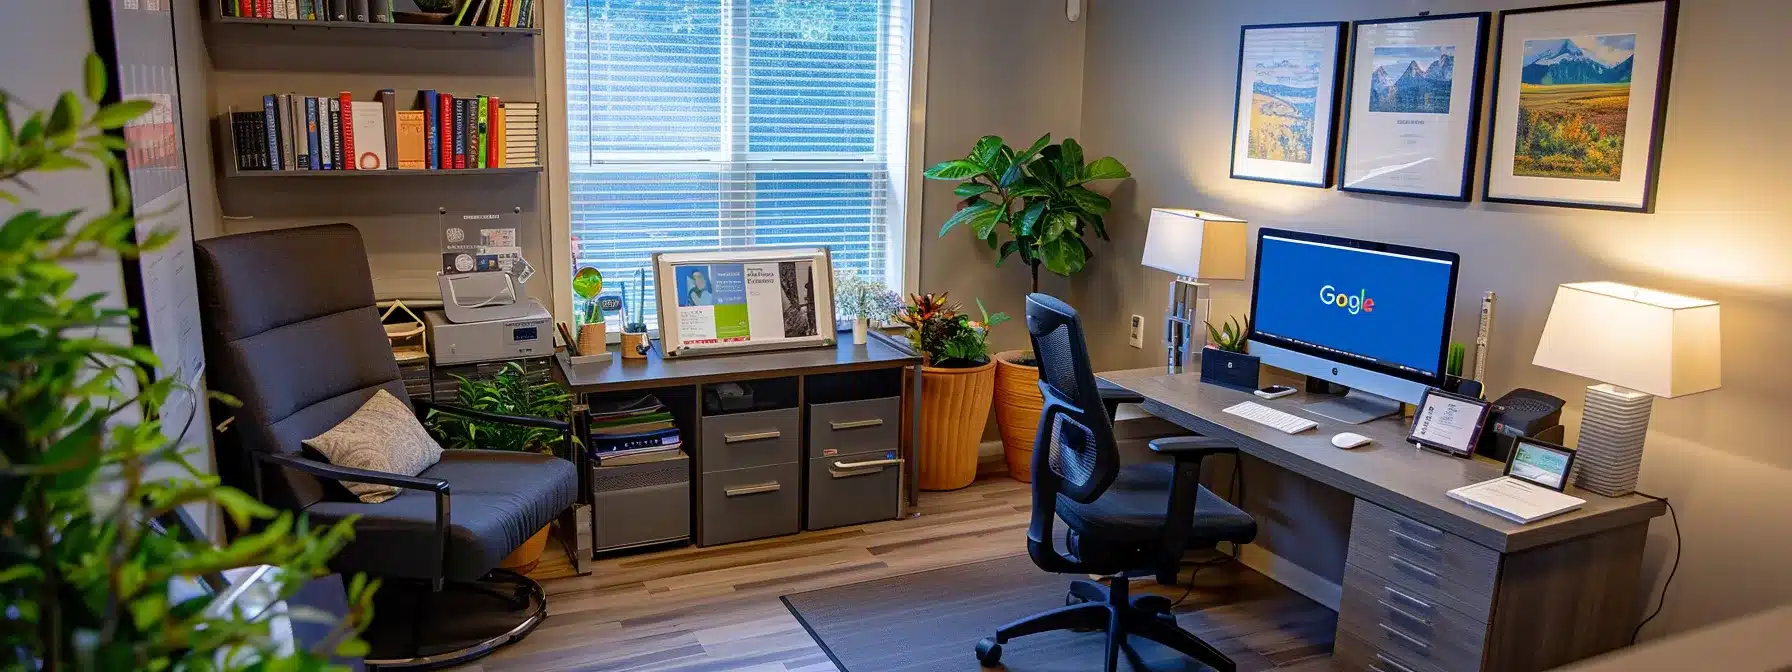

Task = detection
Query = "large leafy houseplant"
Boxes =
[425,362,573,454]
[924,134,1132,292]
[2,55,370,670]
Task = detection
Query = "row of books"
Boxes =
[228,91,538,172]
[588,395,684,466]
[221,0,537,28]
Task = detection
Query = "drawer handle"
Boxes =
[1393,515,1445,539]
[1377,599,1433,627]
[1389,529,1441,553]
[1384,585,1433,612]
[724,482,781,497]
[723,430,782,444]
[830,458,901,479]
[1373,653,1419,672]
[829,418,885,431]
[1379,622,1430,651]
[1388,555,1439,582]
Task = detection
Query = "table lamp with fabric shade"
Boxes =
[1141,208,1248,370]
[1531,282,1722,496]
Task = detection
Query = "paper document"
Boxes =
[1448,477,1585,524]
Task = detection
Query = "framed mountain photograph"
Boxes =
[1229,21,1348,188]
[1484,0,1680,212]
[1339,12,1491,201]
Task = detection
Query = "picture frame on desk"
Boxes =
[1408,387,1492,458]
[1229,21,1349,188]
[1338,12,1491,201]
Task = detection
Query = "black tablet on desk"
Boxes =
[1408,387,1491,458]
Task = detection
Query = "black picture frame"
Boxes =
[1504,437,1579,492]
[1407,387,1492,458]
[1480,0,1681,213]
[1228,21,1349,189]
[1337,12,1491,202]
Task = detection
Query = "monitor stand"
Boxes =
[1303,388,1402,425]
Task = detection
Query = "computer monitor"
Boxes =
[1247,228,1460,424]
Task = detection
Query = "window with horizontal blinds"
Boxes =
[564,0,914,330]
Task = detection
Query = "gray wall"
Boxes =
[1076,0,1792,639]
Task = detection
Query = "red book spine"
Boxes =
[502,0,515,26]
[486,96,500,166]
[257,0,270,18]
[438,94,454,170]
[238,0,251,17]
[337,93,356,170]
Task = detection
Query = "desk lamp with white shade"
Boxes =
[1140,208,1248,371]
[1531,282,1722,497]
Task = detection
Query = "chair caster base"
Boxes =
[363,569,547,670]
[975,637,1003,667]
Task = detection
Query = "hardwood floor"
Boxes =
[461,475,1336,671]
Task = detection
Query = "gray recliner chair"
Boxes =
[195,223,577,669]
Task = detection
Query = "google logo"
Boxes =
[1319,285,1374,315]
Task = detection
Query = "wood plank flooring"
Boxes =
[459,475,1336,672]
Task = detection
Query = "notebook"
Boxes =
[1447,477,1585,524]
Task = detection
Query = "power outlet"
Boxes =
[1128,315,1145,348]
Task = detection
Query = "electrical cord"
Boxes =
[1629,491,1681,645]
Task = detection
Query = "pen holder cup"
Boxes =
[578,323,607,357]
[621,331,649,359]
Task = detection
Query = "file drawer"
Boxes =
[698,462,801,546]
[806,448,902,530]
[1347,500,1500,620]
[1339,562,1488,672]
[590,455,691,552]
[699,408,801,473]
[1334,629,1445,672]
[807,396,901,458]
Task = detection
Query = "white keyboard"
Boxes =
[1223,401,1318,434]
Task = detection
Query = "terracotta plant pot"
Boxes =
[917,359,997,491]
[498,524,551,574]
[992,350,1043,483]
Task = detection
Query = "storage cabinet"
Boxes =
[805,396,903,530]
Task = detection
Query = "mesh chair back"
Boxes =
[1025,293,1119,504]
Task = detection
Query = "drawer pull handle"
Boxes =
[1388,555,1439,582]
[829,458,901,479]
[1384,586,1433,612]
[1393,516,1445,538]
[1379,622,1430,651]
[723,430,782,444]
[829,418,885,431]
[1377,599,1433,627]
[1389,529,1441,553]
[834,458,901,470]
[1374,653,1419,672]
[724,482,781,497]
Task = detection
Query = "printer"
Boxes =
[424,271,553,365]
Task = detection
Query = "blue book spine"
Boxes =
[304,97,321,170]
[422,90,439,170]
[262,95,283,171]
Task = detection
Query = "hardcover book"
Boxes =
[337,93,356,170]
[350,102,387,170]
[395,110,427,169]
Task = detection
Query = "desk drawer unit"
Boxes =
[590,455,691,553]
[700,408,802,473]
[806,448,902,530]
[1346,500,1500,620]
[1338,563,1489,672]
[699,462,801,546]
[1335,630,1441,672]
[807,397,902,458]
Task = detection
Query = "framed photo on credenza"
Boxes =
[1338,12,1491,201]
[1229,22,1348,188]
[1482,0,1681,213]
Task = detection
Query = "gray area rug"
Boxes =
[781,554,1335,672]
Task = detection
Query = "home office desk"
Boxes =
[1098,367,1668,672]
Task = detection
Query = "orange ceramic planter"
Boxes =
[498,524,551,574]
[917,360,997,491]
[992,350,1043,483]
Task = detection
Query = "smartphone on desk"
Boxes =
[1254,385,1297,400]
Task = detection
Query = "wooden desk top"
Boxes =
[1098,367,1666,554]
[557,335,920,393]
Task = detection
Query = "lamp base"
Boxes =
[1573,384,1653,497]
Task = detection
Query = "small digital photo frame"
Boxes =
[1505,438,1578,492]
[1408,387,1493,458]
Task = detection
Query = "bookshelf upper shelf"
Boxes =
[226,166,543,178]
[206,16,540,46]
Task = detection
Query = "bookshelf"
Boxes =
[205,16,538,54]
[226,166,542,178]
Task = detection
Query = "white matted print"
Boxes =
[654,247,836,358]
[1484,0,1678,212]
[1230,22,1347,188]
[1340,13,1490,200]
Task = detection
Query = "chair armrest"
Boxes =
[414,398,570,432]
[255,452,453,584]
[1096,379,1145,406]
[1148,436,1238,458]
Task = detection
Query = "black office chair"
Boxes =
[975,294,1258,672]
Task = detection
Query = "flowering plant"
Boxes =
[894,293,1009,368]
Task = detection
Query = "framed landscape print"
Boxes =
[1339,12,1491,201]
[1484,0,1680,212]
[1230,22,1348,188]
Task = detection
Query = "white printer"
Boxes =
[424,271,553,365]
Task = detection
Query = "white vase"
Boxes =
[853,318,869,345]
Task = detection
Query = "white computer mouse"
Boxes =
[1331,432,1372,449]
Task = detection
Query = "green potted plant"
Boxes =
[1,54,372,669]
[923,133,1132,481]
[573,266,606,355]
[424,362,573,572]
[833,269,901,346]
[894,293,1008,490]
[396,0,458,23]
[1200,314,1260,391]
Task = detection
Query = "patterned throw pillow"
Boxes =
[303,389,444,503]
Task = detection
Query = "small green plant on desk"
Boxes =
[426,362,574,454]
[1446,342,1468,378]
[1205,314,1251,353]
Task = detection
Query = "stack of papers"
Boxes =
[1448,477,1585,524]
[588,395,684,465]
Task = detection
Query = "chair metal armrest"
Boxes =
[1148,436,1238,458]
[1152,438,1235,585]
[414,398,570,432]
[255,452,453,585]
